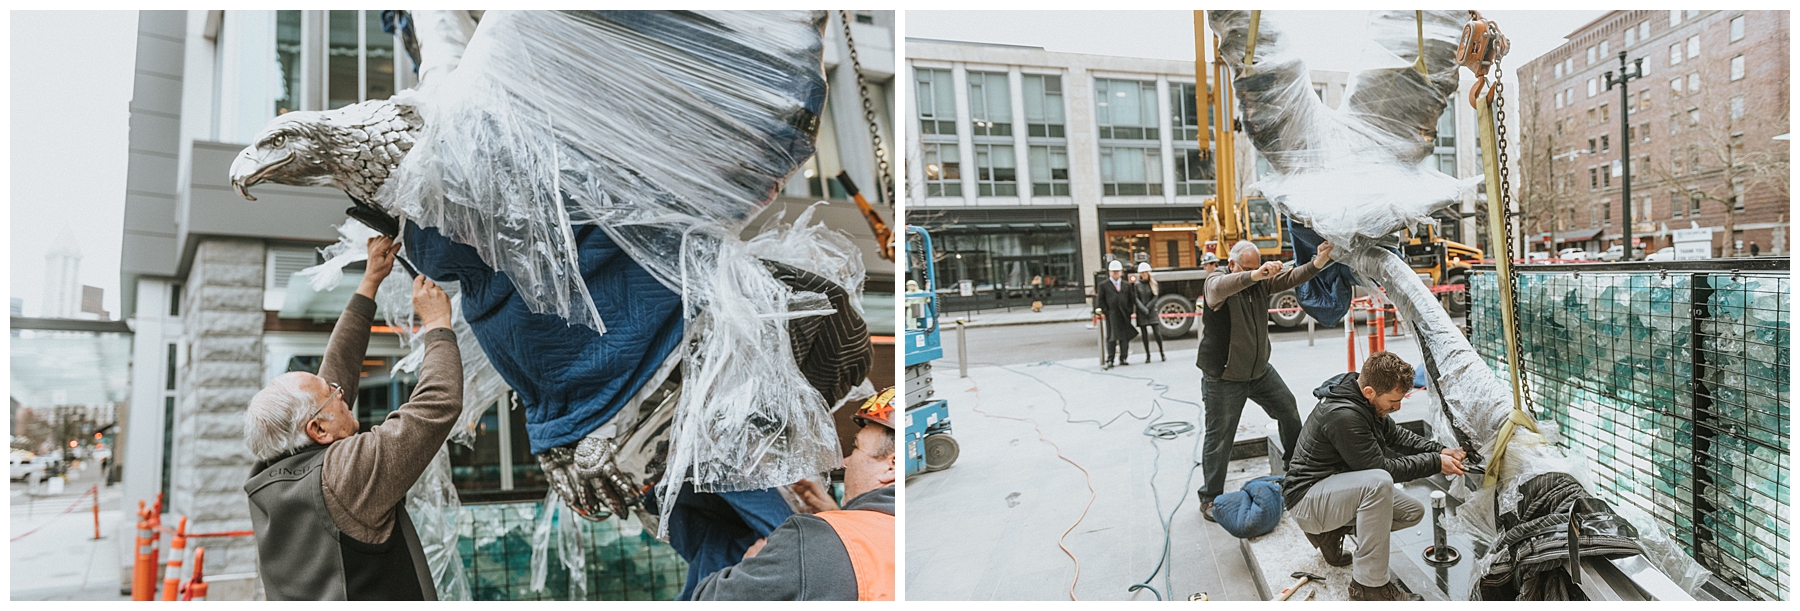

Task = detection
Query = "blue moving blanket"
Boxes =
[405,220,684,453]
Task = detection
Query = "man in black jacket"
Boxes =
[1284,351,1466,601]
[1094,260,1137,369]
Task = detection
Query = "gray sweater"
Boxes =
[692,485,895,600]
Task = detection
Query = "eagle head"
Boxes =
[230,99,420,204]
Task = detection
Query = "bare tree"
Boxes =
[1515,76,1566,251]
[1637,89,1789,257]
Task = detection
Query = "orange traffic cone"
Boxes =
[185,548,208,601]
[162,516,188,600]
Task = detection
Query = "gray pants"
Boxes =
[1289,469,1426,587]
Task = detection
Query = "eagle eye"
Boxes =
[267,134,287,149]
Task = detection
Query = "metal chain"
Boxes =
[1490,47,1534,415]
[838,11,895,207]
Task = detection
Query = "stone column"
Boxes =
[174,238,266,576]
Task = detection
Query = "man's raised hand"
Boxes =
[412,274,453,332]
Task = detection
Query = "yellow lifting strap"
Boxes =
[1468,20,1538,487]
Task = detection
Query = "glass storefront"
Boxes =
[931,230,1083,312]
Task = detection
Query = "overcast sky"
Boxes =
[10,11,139,319]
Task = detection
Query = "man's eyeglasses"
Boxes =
[308,381,343,422]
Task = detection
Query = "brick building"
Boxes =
[1516,10,1789,257]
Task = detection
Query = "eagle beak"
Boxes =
[228,149,296,201]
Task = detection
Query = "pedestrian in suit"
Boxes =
[1132,262,1165,363]
[1095,260,1138,369]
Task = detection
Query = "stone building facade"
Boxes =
[1516,10,1790,257]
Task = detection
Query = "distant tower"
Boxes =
[42,226,82,318]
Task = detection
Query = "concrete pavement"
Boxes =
[905,324,1440,600]
[10,462,129,601]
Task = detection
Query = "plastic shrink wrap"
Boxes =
[371,10,849,533]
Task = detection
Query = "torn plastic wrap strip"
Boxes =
[1207,10,1479,249]
[404,446,471,601]
[376,10,828,334]
[651,225,846,538]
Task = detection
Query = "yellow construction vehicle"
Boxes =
[1402,222,1483,317]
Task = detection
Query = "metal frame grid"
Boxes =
[458,502,688,601]
[1470,266,1788,601]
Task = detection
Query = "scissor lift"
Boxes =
[904,227,959,476]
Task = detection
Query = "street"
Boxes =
[939,310,1397,369]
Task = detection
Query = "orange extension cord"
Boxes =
[962,382,1098,601]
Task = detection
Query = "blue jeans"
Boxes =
[1199,367,1303,501]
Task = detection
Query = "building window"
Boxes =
[1730,133,1745,165]
[1689,193,1702,217]
[1555,63,1564,78]
[1686,35,1699,59]
[1435,105,1455,148]
[922,142,961,197]
[1601,134,1610,152]
[973,144,1018,196]
[1174,149,1216,195]
[1672,190,1684,217]
[1642,122,1651,142]
[1589,167,1598,189]
[1669,42,1683,66]
[1670,77,1682,93]
[1556,91,1564,108]
[1640,22,1651,42]
[1169,82,1212,143]
[1599,40,1609,57]
[966,71,1013,137]
[275,11,303,115]
[1670,10,1683,27]
[1565,87,1574,103]
[325,11,397,110]
[1587,78,1598,97]
[1600,103,1609,123]
[1626,27,1636,47]
[1688,108,1700,126]
[1587,45,1597,65]
[1641,93,1652,112]
[1022,74,1066,138]
[1687,73,1699,93]
[1100,147,1163,196]
[1588,137,1597,153]
[1730,95,1745,119]
[1674,156,1683,174]
[1730,16,1745,42]
[1587,108,1597,124]
[915,68,957,135]
[1729,55,1745,81]
[1095,79,1159,140]
[1029,145,1070,196]
[1604,199,1612,224]
[1731,178,1745,211]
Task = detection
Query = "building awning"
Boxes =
[1542,228,1603,244]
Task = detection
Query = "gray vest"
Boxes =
[245,444,436,601]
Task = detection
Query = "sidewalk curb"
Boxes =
[954,315,1094,329]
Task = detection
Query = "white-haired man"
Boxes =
[243,236,462,600]
[1195,239,1334,521]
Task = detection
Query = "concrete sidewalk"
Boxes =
[905,329,1439,600]
[10,464,129,601]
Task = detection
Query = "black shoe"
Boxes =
[1349,579,1422,601]
[1119,360,1130,366]
[1200,497,1216,522]
[1304,525,1355,567]
[1160,353,1166,362]
[1103,362,1114,370]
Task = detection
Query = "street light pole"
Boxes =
[1605,51,1644,259]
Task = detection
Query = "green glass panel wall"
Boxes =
[1470,268,1788,601]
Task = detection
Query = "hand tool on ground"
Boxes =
[1276,571,1325,601]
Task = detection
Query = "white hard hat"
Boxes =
[1137,262,1152,273]
[1107,260,1123,271]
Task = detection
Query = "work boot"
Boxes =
[1200,497,1216,522]
[1349,579,1422,601]
[1304,525,1355,567]
[1119,360,1130,366]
